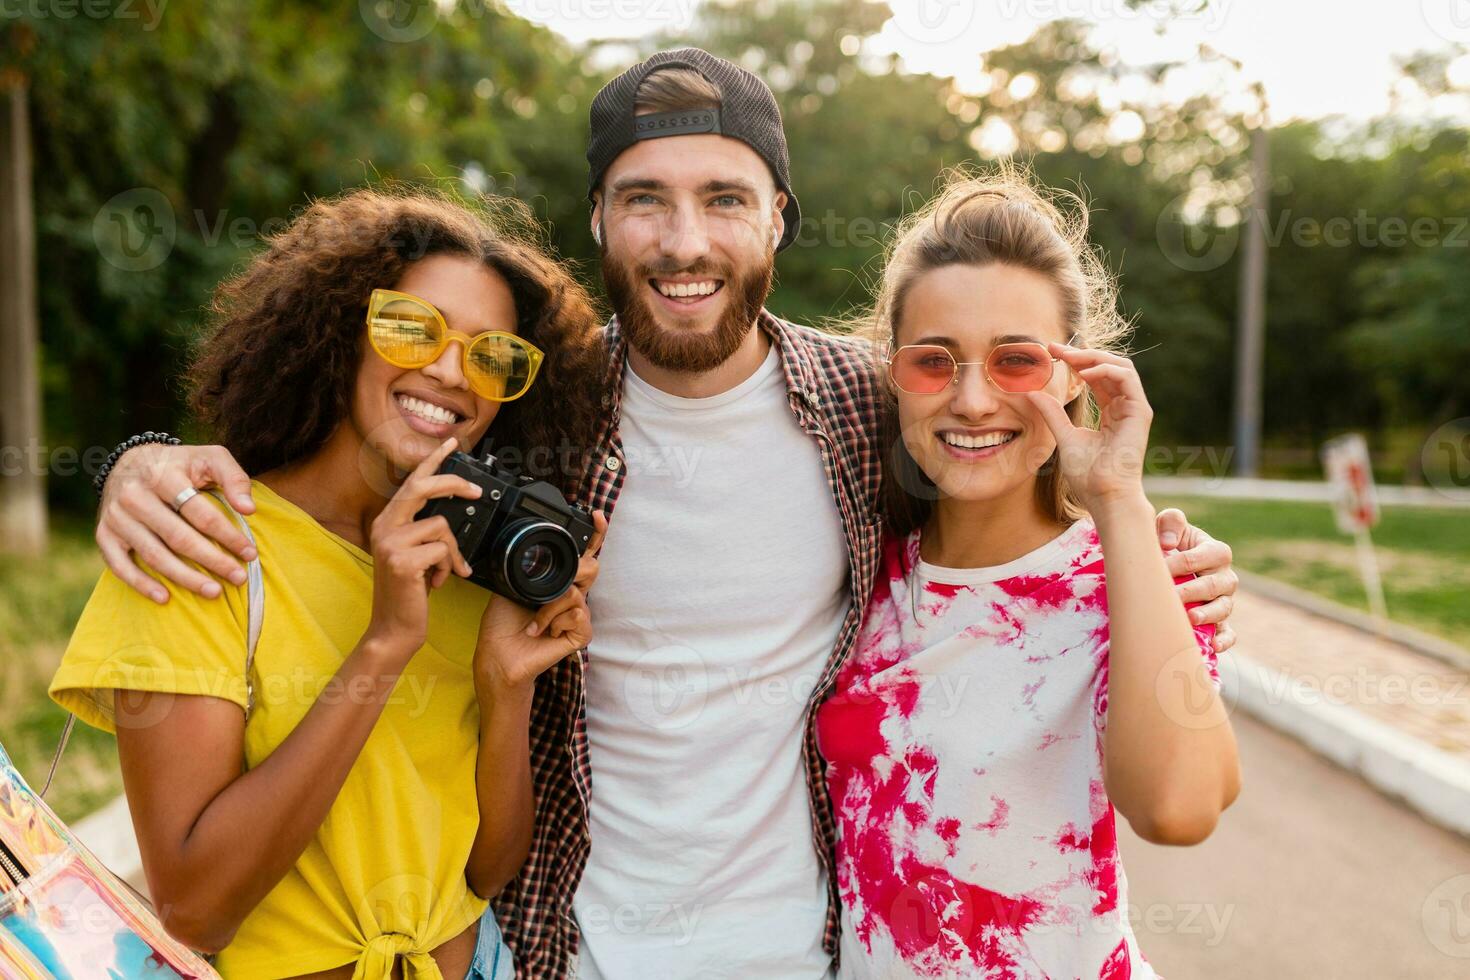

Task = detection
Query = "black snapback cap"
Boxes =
[587,47,802,252]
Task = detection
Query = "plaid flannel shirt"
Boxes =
[492,309,885,978]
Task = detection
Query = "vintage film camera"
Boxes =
[416,451,595,608]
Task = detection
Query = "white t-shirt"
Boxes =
[574,346,849,979]
[817,520,1218,980]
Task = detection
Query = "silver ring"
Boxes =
[170,486,201,513]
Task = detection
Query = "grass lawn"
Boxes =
[1155,494,1470,646]
[0,522,119,823]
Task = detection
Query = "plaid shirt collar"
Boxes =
[593,308,836,439]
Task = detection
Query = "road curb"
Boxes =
[1221,651,1470,838]
[1145,475,1470,509]
[1236,569,1470,673]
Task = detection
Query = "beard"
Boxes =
[601,244,774,374]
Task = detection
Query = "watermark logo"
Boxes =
[995,0,1230,32]
[623,644,709,731]
[93,187,175,272]
[1422,418,1470,498]
[360,0,699,44]
[360,0,438,42]
[1156,193,1239,272]
[1422,0,1470,44]
[577,901,705,946]
[1423,873,1470,958]
[887,0,976,47]
[1154,643,1239,731]
[1158,196,1470,273]
[0,0,168,31]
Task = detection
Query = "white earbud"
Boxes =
[770,225,780,251]
[592,222,603,247]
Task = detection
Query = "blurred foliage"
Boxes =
[4,0,603,511]
[2,0,1469,513]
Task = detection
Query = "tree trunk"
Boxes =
[0,77,47,555]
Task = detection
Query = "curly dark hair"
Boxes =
[187,186,609,496]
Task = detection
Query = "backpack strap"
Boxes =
[211,490,264,720]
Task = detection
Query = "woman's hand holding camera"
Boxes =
[473,511,607,698]
[364,438,483,668]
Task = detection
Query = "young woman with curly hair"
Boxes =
[50,187,609,979]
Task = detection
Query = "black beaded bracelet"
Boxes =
[93,431,183,499]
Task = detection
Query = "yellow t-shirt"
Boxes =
[50,482,491,979]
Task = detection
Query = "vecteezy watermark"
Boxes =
[1249,666,1469,712]
[93,187,176,272]
[1422,418,1470,498]
[93,189,453,272]
[620,638,976,733]
[995,0,1230,32]
[1155,194,1244,273]
[358,0,438,42]
[882,886,1234,948]
[359,872,459,930]
[1124,900,1234,945]
[360,0,698,44]
[1041,900,1234,946]
[1421,0,1470,45]
[788,209,888,251]
[256,667,440,718]
[1422,873,1470,959]
[622,643,710,732]
[576,901,706,946]
[0,440,112,478]
[0,0,167,30]
[1153,643,1237,731]
[1157,193,1470,272]
[889,428,1238,504]
[885,0,977,47]
[106,662,443,729]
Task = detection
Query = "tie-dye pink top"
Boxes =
[816,519,1218,980]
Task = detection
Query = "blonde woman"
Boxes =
[816,168,1241,979]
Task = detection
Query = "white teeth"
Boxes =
[398,395,458,425]
[942,431,1017,450]
[656,280,719,298]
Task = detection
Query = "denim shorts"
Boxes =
[464,905,515,980]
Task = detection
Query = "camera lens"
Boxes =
[519,543,556,583]
[494,519,578,605]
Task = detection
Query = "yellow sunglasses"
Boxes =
[366,288,545,402]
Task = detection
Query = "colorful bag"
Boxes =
[1,493,261,979]
[0,739,219,978]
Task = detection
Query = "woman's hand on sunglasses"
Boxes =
[96,443,258,604]
[1025,343,1154,511]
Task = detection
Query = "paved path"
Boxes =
[1120,711,1470,978]
[1229,587,1470,761]
[1119,584,1470,978]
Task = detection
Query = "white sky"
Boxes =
[508,0,1470,123]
